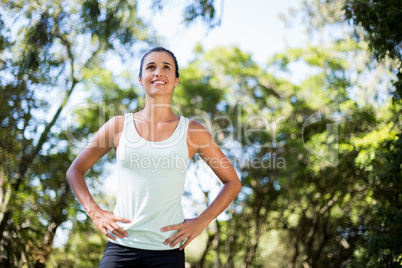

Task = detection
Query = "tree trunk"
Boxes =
[242,189,268,268]
[33,182,72,267]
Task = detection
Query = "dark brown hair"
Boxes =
[138,47,179,78]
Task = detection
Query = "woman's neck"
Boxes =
[138,95,178,122]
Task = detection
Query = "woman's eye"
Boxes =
[164,65,171,70]
[147,66,155,70]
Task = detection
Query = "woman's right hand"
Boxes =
[90,209,131,240]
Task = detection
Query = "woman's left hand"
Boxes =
[161,217,210,250]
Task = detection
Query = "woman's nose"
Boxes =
[154,67,163,76]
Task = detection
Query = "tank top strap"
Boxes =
[124,113,132,121]
[120,113,144,147]
[171,116,189,143]
[123,113,136,136]
[181,116,190,139]
[122,113,134,138]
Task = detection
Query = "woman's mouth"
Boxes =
[152,80,167,85]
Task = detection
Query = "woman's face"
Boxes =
[139,51,179,97]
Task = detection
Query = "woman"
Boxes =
[66,47,241,267]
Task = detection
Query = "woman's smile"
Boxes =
[151,79,167,85]
[139,51,179,95]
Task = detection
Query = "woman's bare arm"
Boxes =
[66,115,130,240]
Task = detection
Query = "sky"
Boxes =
[136,0,307,67]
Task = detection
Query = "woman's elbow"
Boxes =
[236,180,242,194]
[65,166,73,184]
[66,164,80,185]
[232,178,242,195]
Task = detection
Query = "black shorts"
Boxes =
[98,241,185,268]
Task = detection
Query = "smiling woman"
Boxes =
[66,47,241,267]
[139,50,179,99]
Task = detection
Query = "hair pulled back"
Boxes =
[138,47,179,78]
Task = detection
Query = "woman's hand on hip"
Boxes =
[90,209,131,240]
[161,217,210,250]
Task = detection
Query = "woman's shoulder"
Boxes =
[186,118,221,156]
[187,119,208,131]
[107,114,125,127]
[187,119,214,144]
[102,115,126,148]
[97,115,126,136]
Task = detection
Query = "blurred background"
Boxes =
[0,0,401,267]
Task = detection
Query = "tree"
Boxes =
[3,0,400,266]
[294,0,401,103]
[344,0,402,103]
[169,41,399,267]
[0,0,153,266]
[293,1,402,266]
[48,1,400,266]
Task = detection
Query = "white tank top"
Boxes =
[112,113,191,250]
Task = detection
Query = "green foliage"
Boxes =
[294,1,402,266]
[344,0,402,61]
[0,0,152,266]
[1,0,400,267]
[361,131,402,267]
[297,0,401,101]
[344,0,402,103]
[48,218,108,267]
[169,36,399,267]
